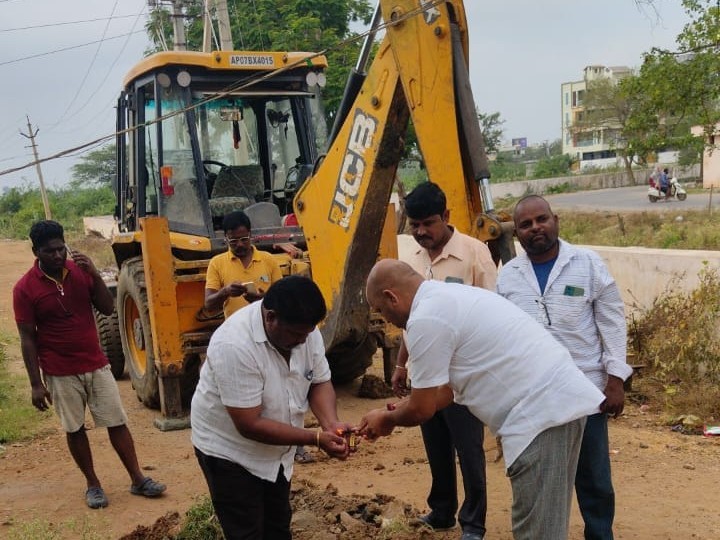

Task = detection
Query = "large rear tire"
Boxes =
[95,309,125,379]
[327,334,377,385]
[117,257,160,409]
[648,194,659,203]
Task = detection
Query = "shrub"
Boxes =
[0,185,114,239]
[629,265,720,421]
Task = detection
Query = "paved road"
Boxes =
[543,184,719,212]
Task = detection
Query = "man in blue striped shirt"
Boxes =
[497,195,632,540]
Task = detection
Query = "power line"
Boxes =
[50,0,122,127]
[0,0,447,179]
[45,6,148,134]
[0,29,146,67]
[0,14,144,32]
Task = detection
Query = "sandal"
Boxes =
[130,477,167,497]
[86,486,109,509]
[294,448,316,464]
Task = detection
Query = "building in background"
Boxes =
[561,65,631,170]
[691,123,720,188]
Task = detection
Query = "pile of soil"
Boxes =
[119,479,456,540]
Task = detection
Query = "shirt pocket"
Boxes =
[550,294,588,326]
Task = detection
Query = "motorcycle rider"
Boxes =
[659,168,670,199]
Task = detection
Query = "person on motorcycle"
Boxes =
[660,168,670,199]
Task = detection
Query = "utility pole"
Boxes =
[202,0,234,52]
[171,0,187,51]
[20,116,52,219]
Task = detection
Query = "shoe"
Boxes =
[294,447,316,464]
[461,532,484,540]
[418,513,456,531]
[130,477,167,497]
[85,486,109,509]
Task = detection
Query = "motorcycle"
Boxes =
[648,176,687,202]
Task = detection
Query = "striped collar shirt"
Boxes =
[497,240,632,389]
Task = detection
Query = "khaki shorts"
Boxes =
[45,365,128,433]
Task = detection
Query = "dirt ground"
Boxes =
[1,238,719,539]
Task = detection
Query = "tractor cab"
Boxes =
[115,51,328,251]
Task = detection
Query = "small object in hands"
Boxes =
[242,281,257,295]
[386,402,397,411]
[336,428,359,451]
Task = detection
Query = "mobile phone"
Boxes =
[242,282,257,295]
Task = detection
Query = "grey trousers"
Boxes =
[506,417,586,540]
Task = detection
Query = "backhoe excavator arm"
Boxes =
[294,0,513,360]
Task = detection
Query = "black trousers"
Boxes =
[420,402,487,535]
[195,447,292,540]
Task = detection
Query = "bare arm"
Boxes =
[204,283,249,313]
[225,399,348,458]
[16,322,52,411]
[359,384,453,440]
[390,338,410,397]
[307,380,342,430]
[70,250,114,315]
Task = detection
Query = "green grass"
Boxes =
[558,209,720,250]
[490,201,720,251]
[176,496,224,540]
[5,515,110,540]
[0,334,52,445]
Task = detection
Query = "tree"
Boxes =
[70,144,116,188]
[532,154,572,179]
[476,111,504,154]
[145,1,373,122]
[570,1,720,181]
[655,1,720,149]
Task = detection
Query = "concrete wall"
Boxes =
[398,234,719,314]
[489,165,700,199]
[83,216,117,239]
[581,244,720,313]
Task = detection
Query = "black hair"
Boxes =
[404,181,447,219]
[222,211,252,233]
[29,220,64,248]
[262,275,327,325]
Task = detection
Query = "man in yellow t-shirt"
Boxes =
[204,211,283,319]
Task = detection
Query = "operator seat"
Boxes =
[208,164,265,217]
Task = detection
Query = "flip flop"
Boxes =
[130,477,167,497]
[294,450,316,464]
[86,486,109,509]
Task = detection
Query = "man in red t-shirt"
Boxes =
[13,220,166,509]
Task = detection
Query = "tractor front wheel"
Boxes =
[117,257,160,409]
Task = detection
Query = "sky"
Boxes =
[0,0,692,191]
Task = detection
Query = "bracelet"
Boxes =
[316,428,322,447]
[394,365,407,371]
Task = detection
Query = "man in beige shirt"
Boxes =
[392,182,496,540]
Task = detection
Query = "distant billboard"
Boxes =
[512,137,528,148]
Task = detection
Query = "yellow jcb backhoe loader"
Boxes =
[97,0,514,429]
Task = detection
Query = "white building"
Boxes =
[561,65,631,169]
[691,123,720,188]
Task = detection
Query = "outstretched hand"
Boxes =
[318,428,351,459]
[358,408,395,441]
